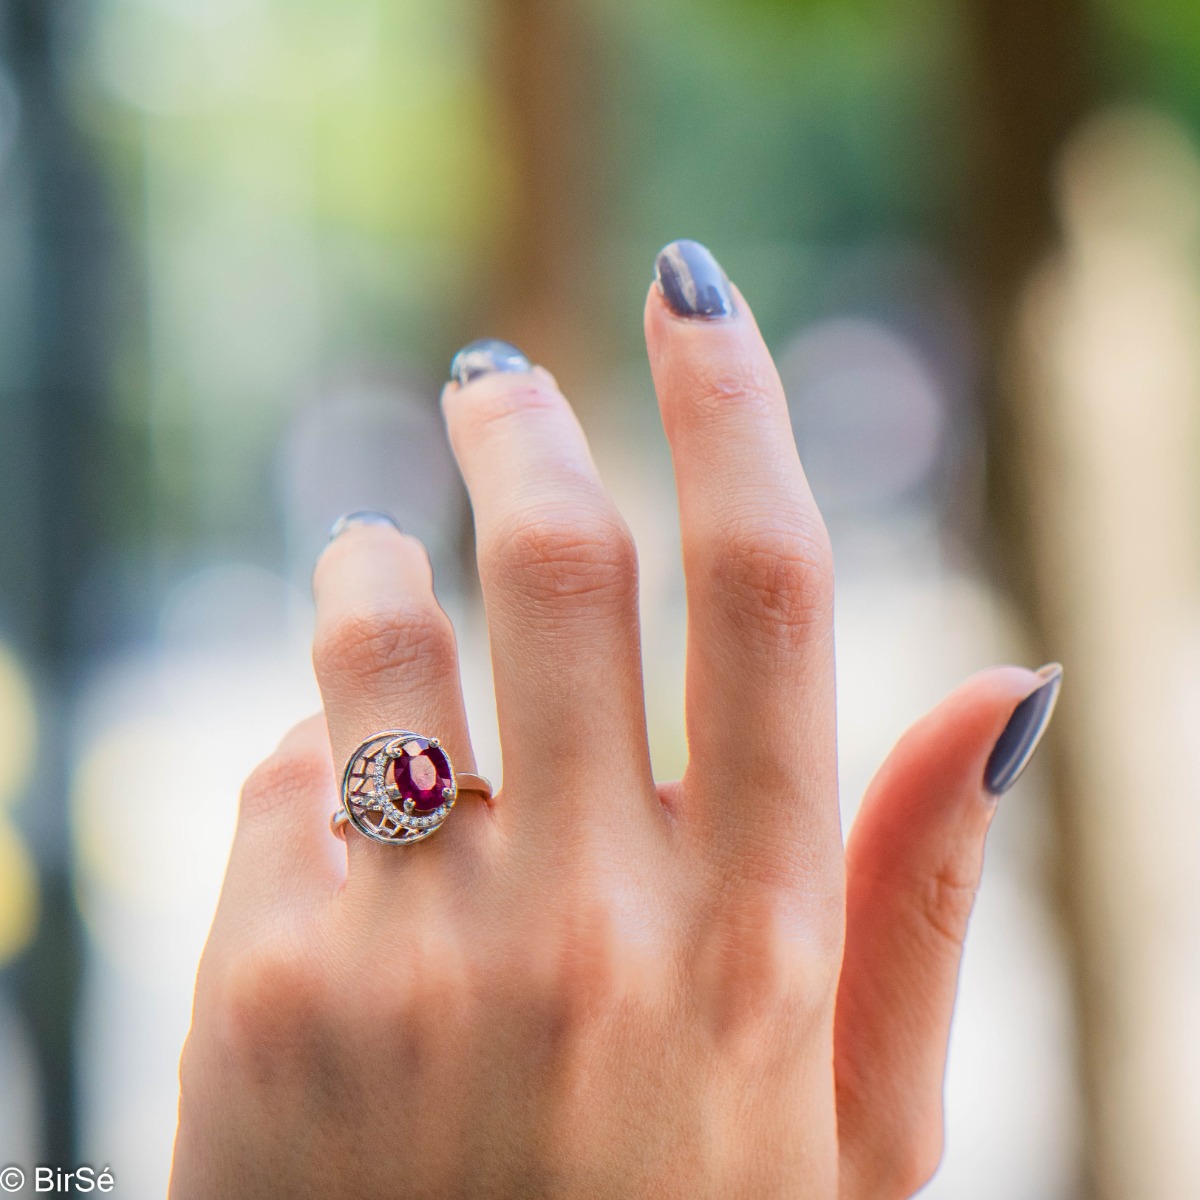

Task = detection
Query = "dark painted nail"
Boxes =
[654,239,735,319]
[328,510,402,541]
[984,663,1063,795]
[449,339,532,386]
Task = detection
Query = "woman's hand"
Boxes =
[169,240,1060,1200]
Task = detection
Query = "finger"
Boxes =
[441,339,654,830]
[835,664,1063,1200]
[223,713,342,916]
[311,514,480,874]
[644,240,837,875]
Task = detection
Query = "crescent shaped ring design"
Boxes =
[330,729,492,845]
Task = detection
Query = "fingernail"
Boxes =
[328,510,402,542]
[984,663,1063,795]
[449,338,532,386]
[654,239,735,319]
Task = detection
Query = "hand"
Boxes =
[169,240,1061,1199]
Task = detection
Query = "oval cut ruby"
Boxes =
[391,737,453,812]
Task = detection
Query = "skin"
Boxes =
[169,275,1047,1199]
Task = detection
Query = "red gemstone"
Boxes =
[391,737,453,812]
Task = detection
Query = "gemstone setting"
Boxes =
[390,737,453,812]
[340,729,458,844]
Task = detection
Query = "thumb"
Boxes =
[835,664,1062,1200]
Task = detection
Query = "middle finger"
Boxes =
[645,241,840,881]
[442,340,655,834]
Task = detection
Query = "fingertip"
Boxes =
[652,238,737,320]
[440,355,560,417]
[857,663,1062,838]
[320,512,405,560]
[984,663,1063,796]
[315,512,405,588]
[448,338,532,387]
[643,262,775,402]
[935,663,1047,730]
[529,363,560,390]
[313,520,433,603]
[930,662,1063,796]
[327,510,401,541]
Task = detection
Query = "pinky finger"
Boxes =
[835,664,1062,1200]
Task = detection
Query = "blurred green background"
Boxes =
[2,0,1200,1196]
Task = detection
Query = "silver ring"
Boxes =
[331,729,491,845]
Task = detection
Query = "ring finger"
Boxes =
[312,513,484,880]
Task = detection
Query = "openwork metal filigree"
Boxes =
[340,730,457,845]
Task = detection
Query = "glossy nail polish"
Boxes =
[984,663,1063,795]
[654,239,735,319]
[328,510,402,541]
[449,339,532,387]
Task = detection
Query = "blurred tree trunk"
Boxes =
[450,2,610,573]
[2,0,112,1167]
[476,0,609,404]
[1014,110,1200,1198]
[960,0,1103,1196]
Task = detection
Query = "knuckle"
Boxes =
[219,942,328,1071]
[682,361,782,424]
[473,892,635,1037]
[398,930,466,1019]
[240,748,329,822]
[694,889,835,1035]
[344,931,470,1069]
[484,511,638,608]
[313,605,456,690]
[917,863,980,952]
[708,515,834,649]
[549,900,627,1023]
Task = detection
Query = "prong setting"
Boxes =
[340,729,458,844]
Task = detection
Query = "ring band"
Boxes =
[332,729,490,845]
